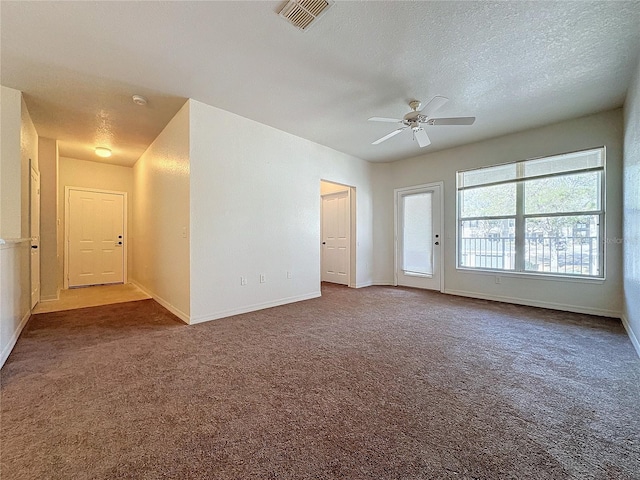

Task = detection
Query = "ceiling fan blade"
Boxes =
[420,96,449,117]
[372,127,406,145]
[368,116,402,123]
[414,128,431,148]
[430,116,476,125]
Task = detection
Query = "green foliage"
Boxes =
[460,183,515,218]
[524,172,600,215]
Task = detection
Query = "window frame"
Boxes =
[456,147,606,281]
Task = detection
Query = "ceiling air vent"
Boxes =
[278,0,334,31]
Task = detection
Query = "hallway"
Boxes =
[32,283,150,314]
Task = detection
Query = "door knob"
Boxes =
[31,245,38,249]
[322,242,326,245]
[435,241,440,245]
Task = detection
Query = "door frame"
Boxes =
[64,186,128,289]
[394,181,444,292]
[321,190,351,286]
[320,180,356,288]
[30,160,40,308]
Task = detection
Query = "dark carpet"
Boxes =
[1,284,638,479]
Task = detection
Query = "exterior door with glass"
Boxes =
[395,183,443,291]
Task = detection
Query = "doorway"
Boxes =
[64,187,127,288]
[395,182,443,291]
[320,180,355,287]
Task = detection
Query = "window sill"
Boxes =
[455,267,606,285]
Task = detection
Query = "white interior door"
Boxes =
[321,191,350,285]
[396,184,443,291]
[30,164,40,308]
[67,189,125,288]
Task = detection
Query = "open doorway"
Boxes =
[320,180,356,287]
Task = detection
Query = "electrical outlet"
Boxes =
[495,276,501,284]
[260,274,266,283]
[287,271,292,279]
[240,276,247,286]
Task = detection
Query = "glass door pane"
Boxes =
[402,192,433,275]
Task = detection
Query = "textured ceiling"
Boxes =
[1,1,639,167]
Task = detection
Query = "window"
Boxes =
[457,148,605,278]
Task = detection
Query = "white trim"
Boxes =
[444,288,621,318]
[355,281,374,288]
[30,161,41,310]
[130,281,189,324]
[64,186,128,289]
[0,311,30,369]
[349,187,357,288]
[621,313,640,358]
[455,267,606,285]
[190,291,321,325]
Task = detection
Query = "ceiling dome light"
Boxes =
[95,147,112,158]
[132,94,148,106]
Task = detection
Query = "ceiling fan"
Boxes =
[368,96,475,148]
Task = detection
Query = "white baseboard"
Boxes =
[355,281,373,288]
[443,288,622,319]
[130,281,190,324]
[0,310,31,369]
[190,291,321,325]
[621,313,640,358]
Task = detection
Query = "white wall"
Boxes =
[39,138,59,300]
[58,157,134,286]
[1,86,22,238]
[189,100,373,323]
[21,96,38,237]
[623,57,640,356]
[373,109,624,317]
[0,86,37,367]
[132,101,190,322]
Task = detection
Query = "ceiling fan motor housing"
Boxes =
[404,111,421,122]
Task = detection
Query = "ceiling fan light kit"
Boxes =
[369,96,475,148]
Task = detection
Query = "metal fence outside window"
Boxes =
[460,236,599,276]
